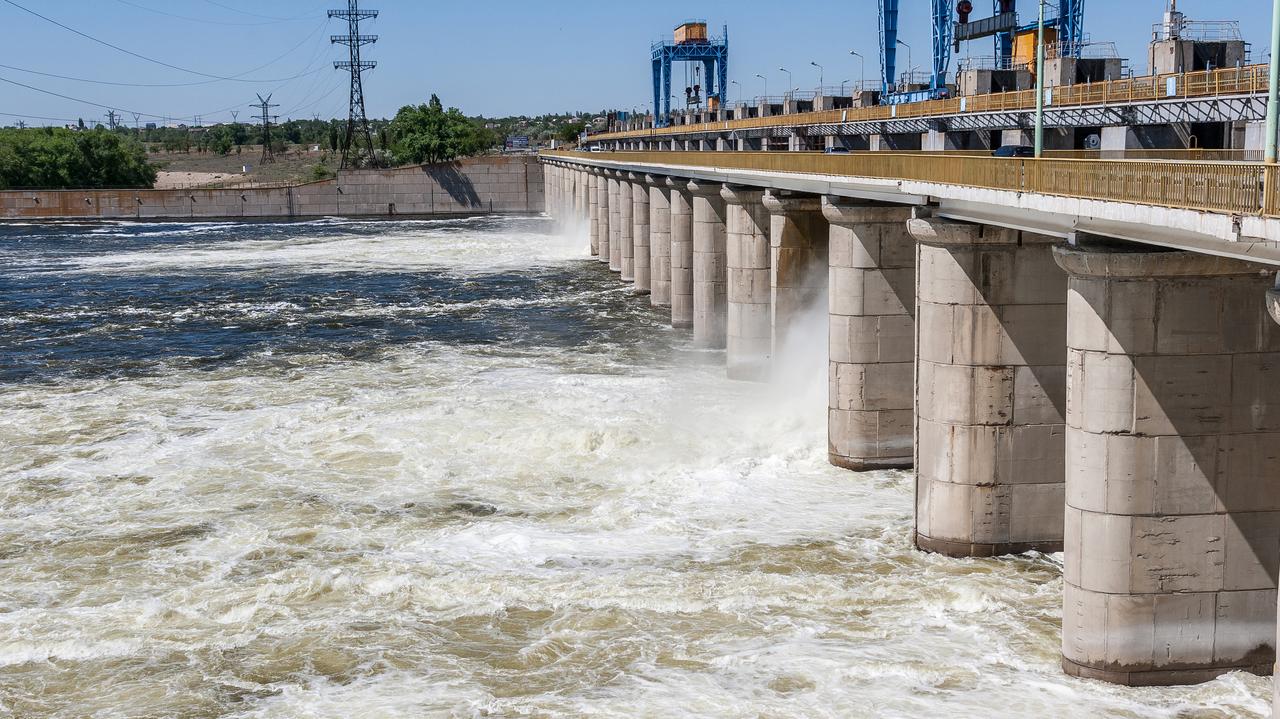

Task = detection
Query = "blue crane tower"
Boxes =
[652,21,729,128]
[878,0,1085,105]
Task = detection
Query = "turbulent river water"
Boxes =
[0,215,1271,718]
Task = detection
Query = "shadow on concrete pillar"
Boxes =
[648,175,672,307]
[1272,283,1280,716]
[1056,242,1280,686]
[632,174,651,293]
[608,173,622,272]
[668,178,694,328]
[722,186,772,381]
[689,180,728,349]
[597,170,611,265]
[764,192,828,357]
[823,198,916,472]
[908,215,1068,558]
[619,177,635,281]
[588,171,600,257]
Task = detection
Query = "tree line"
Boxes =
[0,95,585,188]
[0,127,155,190]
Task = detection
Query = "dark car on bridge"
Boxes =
[993,145,1035,158]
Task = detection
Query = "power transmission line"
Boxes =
[329,0,381,169]
[202,0,320,22]
[0,73,258,125]
[0,62,327,88]
[0,111,78,124]
[1,0,328,84]
[112,0,313,27]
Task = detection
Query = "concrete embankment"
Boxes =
[0,155,543,221]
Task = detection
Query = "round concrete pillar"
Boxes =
[763,192,828,355]
[688,180,728,349]
[908,216,1068,558]
[648,175,672,307]
[544,162,555,218]
[1271,282,1280,716]
[668,177,695,329]
[722,186,772,381]
[607,173,622,272]
[1055,244,1280,686]
[596,170,611,265]
[588,171,600,257]
[631,173,651,293]
[822,199,916,473]
[618,177,635,281]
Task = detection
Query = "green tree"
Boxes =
[387,94,496,166]
[557,121,587,144]
[0,127,156,189]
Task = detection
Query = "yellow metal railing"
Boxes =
[542,150,1276,218]
[589,64,1270,142]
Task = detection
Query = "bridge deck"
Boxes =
[542,150,1280,265]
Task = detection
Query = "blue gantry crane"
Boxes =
[878,0,1085,105]
[652,21,729,128]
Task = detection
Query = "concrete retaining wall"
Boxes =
[0,155,543,221]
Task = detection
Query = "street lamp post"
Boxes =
[849,50,865,93]
[731,80,741,106]
[810,61,824,91]
[896,40,912,90]
[1035,0,1046,157]
[840,79,851,95]
[779,67,793,98]
[755,73,768,101]
[1267,0,1280,163]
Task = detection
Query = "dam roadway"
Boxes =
[540,149,1280,701]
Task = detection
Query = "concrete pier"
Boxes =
[689,180,728,347]
[619,177,635,281]
[632,174,651,293]
[588,171,600,256]
[722,186,772,381]
[822,199,916,472]
[1273,285,1280,717]
[908,217,1069,558]
[669,178,695,328]
[577,168,590,234]
[608,173,622,272]
[598,170,611,265]
[1055,244,1280,686]
[763,192,828,355]
[648,175,672,307]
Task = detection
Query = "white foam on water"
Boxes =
[0,217,1272,718]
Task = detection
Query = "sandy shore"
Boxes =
[153,171,245,189]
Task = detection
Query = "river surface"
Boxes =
[0,215,1270,718]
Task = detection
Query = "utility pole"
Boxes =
[230,110,239,125]
[329,0,382,169]
[1034,0,1046,158]
[193,115,203,127]
[254,93,279,164]
[105,110,119,130]
[131,112,142,130]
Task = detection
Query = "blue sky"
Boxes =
[0,0,1271,126]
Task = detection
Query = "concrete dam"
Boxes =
[539,146,1280,698]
